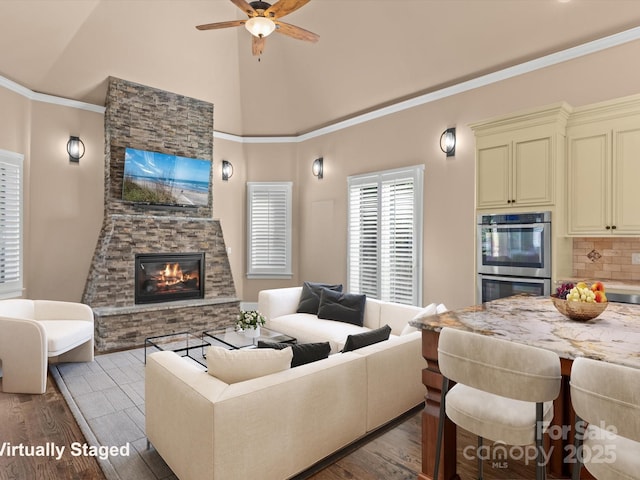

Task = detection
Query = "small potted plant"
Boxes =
[236,310,266,337]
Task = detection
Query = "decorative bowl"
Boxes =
[550,295,608,321]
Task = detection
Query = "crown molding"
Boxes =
[4,25,640,142]
[219,25,640,144]
[0,75,105,114]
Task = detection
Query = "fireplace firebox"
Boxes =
[135,253,205,304]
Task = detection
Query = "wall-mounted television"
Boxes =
[122,148,211,207]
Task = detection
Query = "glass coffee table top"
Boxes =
[144,331,210,366]
[204,326,296,350]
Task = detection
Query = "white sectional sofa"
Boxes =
[146,286,436,480]
[258,286,424,352]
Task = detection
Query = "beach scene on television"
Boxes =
[122,148,211,207]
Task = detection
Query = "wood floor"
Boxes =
[0,375,105,480]
[1,374,560,480]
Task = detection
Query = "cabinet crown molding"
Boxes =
[567,92,640,127]
[470,102,573,137]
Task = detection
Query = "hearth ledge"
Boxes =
[92,297,239,317]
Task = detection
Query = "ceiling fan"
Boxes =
[196,0,319,57]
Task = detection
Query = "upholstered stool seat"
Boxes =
[571,357,640,480]
[446,384,556,446]
[434,327,561,480]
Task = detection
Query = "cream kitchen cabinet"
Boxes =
[476,132,553,208]
[567,122,640,235]
[471,103,571,210]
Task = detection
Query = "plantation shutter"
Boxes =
[348,165,423,306]
[381,173,417,305]
[247,182,292,278]
[348,177,379,298]
[0,150,24,298]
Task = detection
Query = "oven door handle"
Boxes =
[479,274,547,284]
[479,222,548,230]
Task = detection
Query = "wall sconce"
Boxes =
[312,157,323,179]
[440,128,456,157]
[67,136,85,162]
[222,160,234,181]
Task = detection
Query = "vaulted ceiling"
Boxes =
[2,0,640,136]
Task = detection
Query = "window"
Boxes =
[0,149,24,299]
[247,182,292,278]
[348,165,424,305]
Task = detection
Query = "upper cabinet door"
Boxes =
[471,102,570,211]
[476,142,511,209]
[513,136,553,206]
[476,134,554,209]
[613,127,640,233]
[567,132,610,235]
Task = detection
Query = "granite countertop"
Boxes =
[409,295,640,369]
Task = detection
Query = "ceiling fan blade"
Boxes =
[196,20,246,30]
[231,0,258,17]
[252,36,266,56]
[265,0,311,19]
[274,20,319,42]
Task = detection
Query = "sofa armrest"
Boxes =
[379,301,423,335]
[33,300,94,323]
[258,287,302,321]
[352,332,426,431]
[145,351,228,480]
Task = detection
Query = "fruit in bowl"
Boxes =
[551,281,608,321]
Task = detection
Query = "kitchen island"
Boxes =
[409,294,640,480]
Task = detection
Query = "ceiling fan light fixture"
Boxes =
[245,16,276,38]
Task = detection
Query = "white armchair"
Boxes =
[0,299,94,394]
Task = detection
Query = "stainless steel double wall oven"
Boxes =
[477,211,552,303]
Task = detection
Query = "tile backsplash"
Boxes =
[573,238,640,281]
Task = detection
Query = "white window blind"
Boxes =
[348,165,423,305]
[247,182,292,278]
[0,150,24,299]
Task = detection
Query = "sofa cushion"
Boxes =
[206,346,293,384]
[257,341,331,367]
[317,289,366,326]
[268,313,371,353]
[342,324,392,352]
[296,282,343,314]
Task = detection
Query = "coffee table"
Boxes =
[144,331,210,366]
[204,326,296,350]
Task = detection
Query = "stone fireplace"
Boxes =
[83,77,239,352]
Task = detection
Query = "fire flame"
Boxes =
[159,263,198,287]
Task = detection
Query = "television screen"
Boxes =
[122,148,211,207]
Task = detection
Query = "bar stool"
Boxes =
[570,357,640,480]
[434,327,561,480]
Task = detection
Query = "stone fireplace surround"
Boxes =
[83,77,239,352]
